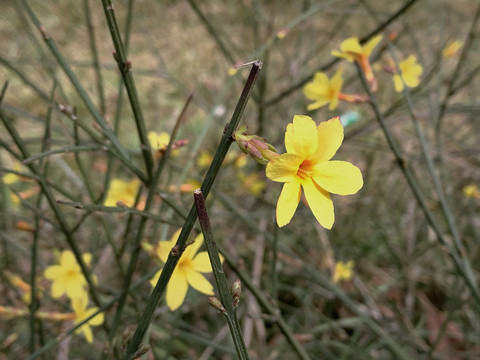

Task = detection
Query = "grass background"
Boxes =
[1,0,480,359]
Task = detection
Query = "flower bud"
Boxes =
[132,344,150,358]
[208,297,225,313]
[233,125,278,165]
[231,279,242,308]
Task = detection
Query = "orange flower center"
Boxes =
[297,160,314,180]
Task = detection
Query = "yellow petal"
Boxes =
[362,34,383,56]
[186,271,214,295]
[313,161,363,195]
[51,281,66,298]
[60,251,75,268]
[157,229,181,263]
[83,307,104,326]
[192,252,213,273]
[150,269,162,287]
[166,270,188,311]
[340,37,362,55]
[309,117,344,162]
[331,49,354,62]
[44,265,61,280]
[266,153,303,182]
[330,67,343,97]
[276,180,301,227]
[81,325,93,343]
[284,115,319,158]
[303,73,329,100]
[184,233,204,259]
[306,100,329,111]
[328,96,339,111]
[393,75,404,92]
[302,178,334,229]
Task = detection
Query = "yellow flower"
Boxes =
[44,250,93,299]
[2,161,23,184]
[463,184,480,199]
[266,115,363,228]
[332,35,383,91]
[238,171,266,196]
[71,294,104,343]
[150,229,219,311]
[303,68,343,111]
[148,131,170,153]
[104,178,140,207]
[392,55,423,92]
[442,40,463,58]
[197,151,213,169]
[333,260,354,283]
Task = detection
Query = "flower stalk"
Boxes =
[194,189,249,360]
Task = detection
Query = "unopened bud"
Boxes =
[121,329,131,350]
[231,279,242,308]
[132,344,150,359]
[233,125,278,165]
[208,297,225,314]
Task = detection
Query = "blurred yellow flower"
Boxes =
[442,40,463,58]
[197,151,213,169]
[303,68,368,111]
[463,184,480,199]
[104,178,140,207]
[266,116,363,228]
[150,229,220,311]
[71,294,104,343]
[239,171,266,196]
[333,260,354,283]
[148,131,170,153]
[2,161,23,184]
[332,35,383,91]
[303,68,343,111]
[44,250,93,300]
[392,55,423,92]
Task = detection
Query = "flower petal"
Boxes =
[266,153,303,182]
[330,67,343,97]
[309,117,344,162]
[186,271,214,295]
[307,100,329,111]
[157,229,181,263]
[44,265,61,280]
[60,251,75,268]
[303,73,329,101]
[331,50,354,62]
[393,75,404,92]
[284,115,319,158]
[80,325,93,343]
[341,37,362,55]
[166,269,189,311]
[83,307,104,326]
[276,180,301,227]
[184,233,204,259]
[192,252,213,273]
[302,177,334,229]
[362,34,383,56]
[313,161,363,195]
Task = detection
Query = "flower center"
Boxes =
[178,258,193,273]
[297,160,314,180]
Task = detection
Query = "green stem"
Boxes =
[21,0,147,183]
[83,0,106,115]
[264,0,419,107]
[100,0,154,182]
[122,61,262,360]
[355,62,480,308]
[193,190,249,360]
